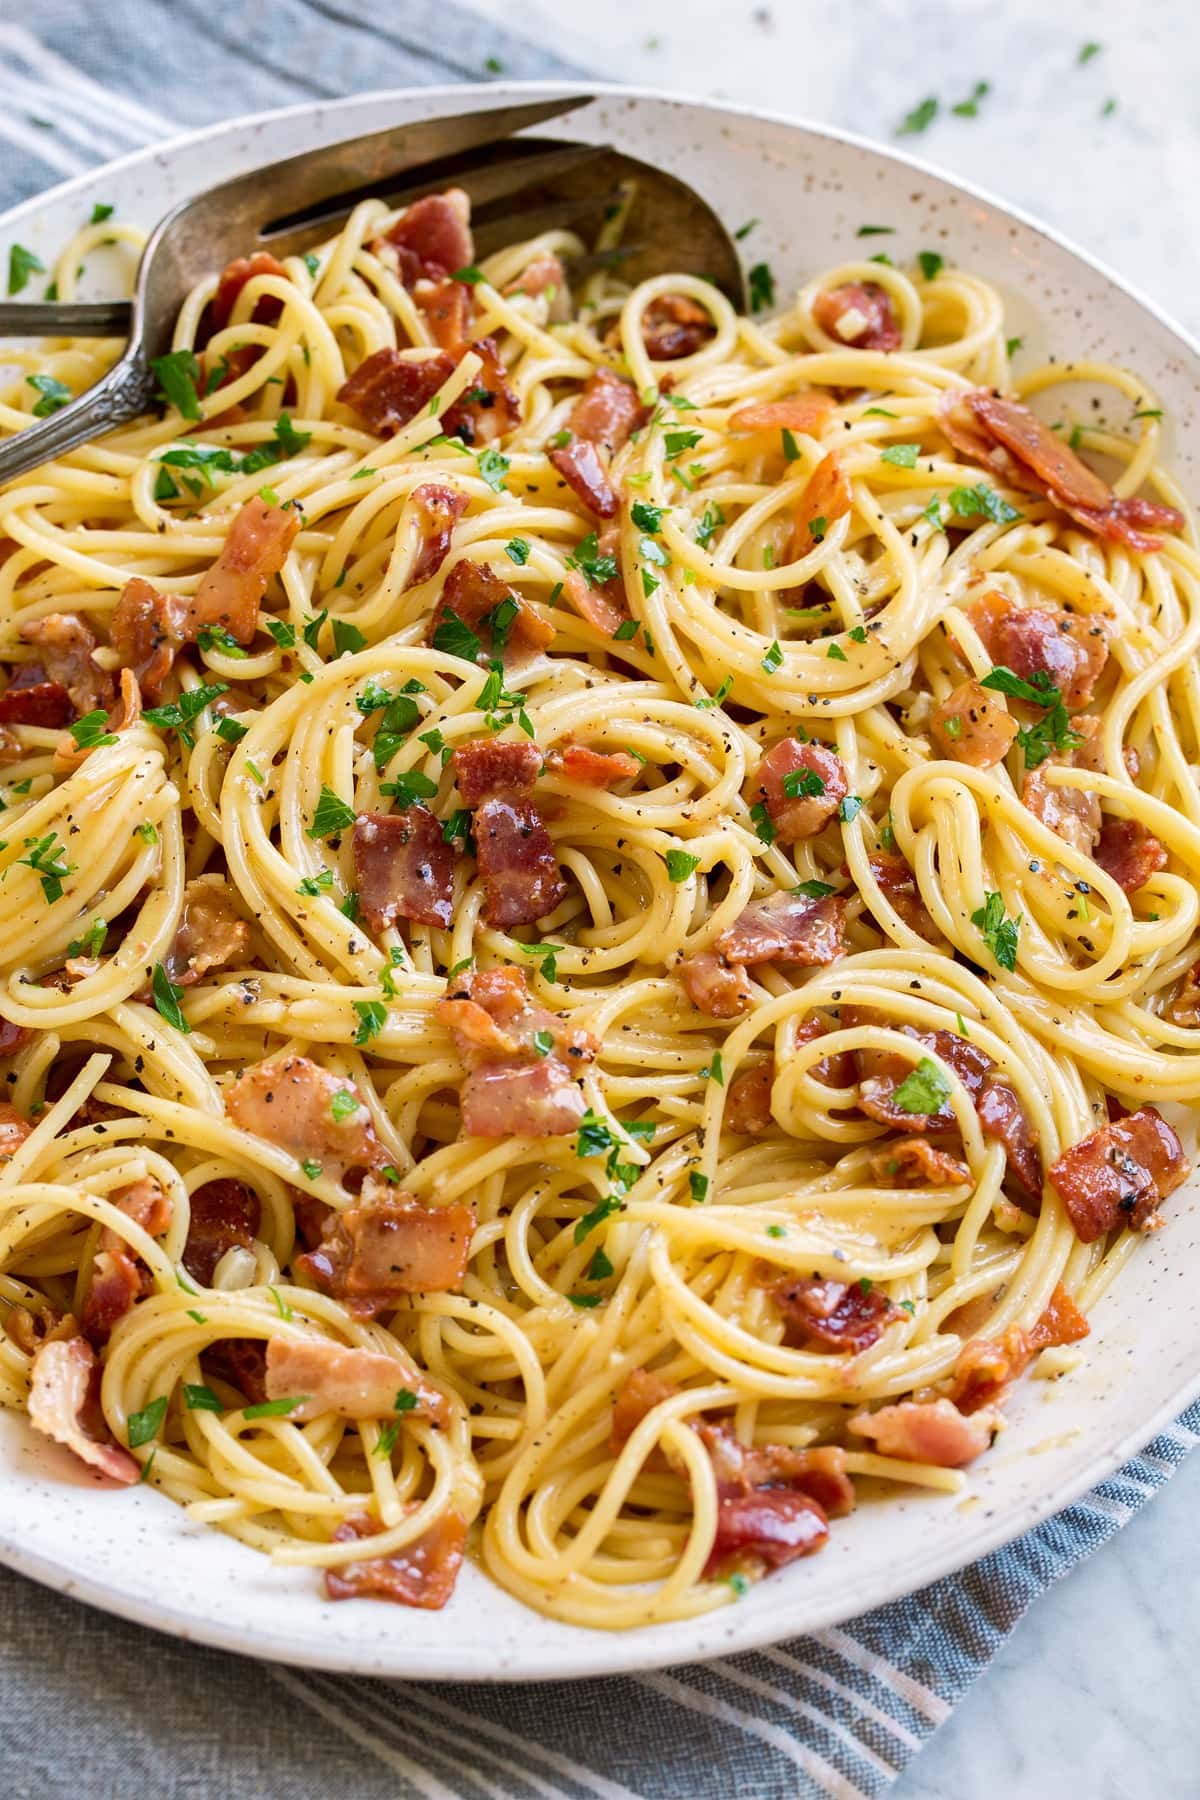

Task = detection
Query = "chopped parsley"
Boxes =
[896,96,938,136]
[150,349,202,421]
[748,262,775,312]
[352,999,387,1045]
[631,501,665,533]
[839,795,864,823]
[948,482,1022,525]
[917,251,944,281]
[979,666,1080,768]
[476,446,510,491]
[971,891,1021,971]
[663,427,702,459]
[331,619,367,659]
[1079,40,1102,64]
[17,831,73,903]
[689,1171,709,1201]
[307,786,356,839]
[27,373,71,416]
[951,80,990,119]
[67,710,117,750]
[8,244,45,295]
[665,849,701,882]
[567,530,619,588]
[432,605,483,663]
[761,639,783,675]
[127,1397,168,1447]
[782,768,826,799]
[151,963,190,1033]
[379,769,439,808]
[574,1192,622,1244]
[881,443,920,468]
[700,1051,725,1087]
[243,1396,308,1420]
[183,1384,222,1413]
[892,1057,950,1115]
[143,681,230,748]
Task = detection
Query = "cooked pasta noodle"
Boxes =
[0,186,1195,1628]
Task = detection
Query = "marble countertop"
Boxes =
[459,0,1200,1790]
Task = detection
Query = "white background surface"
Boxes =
[453,2,1200,1794]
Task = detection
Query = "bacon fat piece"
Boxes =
[849,1396,998,1467]
[755,738,848,842]
[298,1191,475,1317]
[225,1057,381,1186]
[354,808,455,931]
[430,559,554,666]
[437,965,597,1138]
[325,1508,468,1608]
[182,1178,261,1287]
[772,1276,900,1353]
[264,1337,449,1425]
[182,496,299,645]
[27,1336,139,1485]
[812,283,901,351]
[717,891,846,968]
[451,738,566,928]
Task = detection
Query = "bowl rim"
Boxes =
[1,76,1198,1681]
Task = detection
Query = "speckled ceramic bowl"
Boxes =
[1,83,1197,1681]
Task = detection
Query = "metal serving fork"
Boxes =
[0,94,746,484]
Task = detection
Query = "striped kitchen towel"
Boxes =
[0,7,1197,1796]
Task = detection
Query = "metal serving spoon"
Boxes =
[0,95,746,484]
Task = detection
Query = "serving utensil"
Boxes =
[0,95,745,484]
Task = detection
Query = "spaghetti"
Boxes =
[0,186,1195,1627]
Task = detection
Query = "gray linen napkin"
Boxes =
[0,7,1196,1795]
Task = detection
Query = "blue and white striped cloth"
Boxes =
[1,7,1197,1794]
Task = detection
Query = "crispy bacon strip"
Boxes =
[791,450,853,557]
[946,1326,1031,1414]
[451,739,566,928]
[353,808,455,931]
[1168,957,1200,1028]
[264,1337,448,1425]
[861,851,943,944]
[678,950,755,1019]
[415,278,473,351]
[641,294,716,360]
[405,482,469,589]
[1092,817,1167,893]
[18,613,112,714]
[772,1277,900,1353]
[716,891,846,967]
[868,1137,970,1186]
[339,348,456,436]
[1028,1282,1090,1350]
[1048,1106,1189,1241]
[80,1177,172,1346]
[110,577,187,701]
[382,189,472,287]
[930,678,1018,767]
[567,368,646,454]
[182,1178,261,1286]
[325,1509,468,1608]
[0,675,74,727]
[442,336,520,447]
[27,1336,138,1484]
[966,590,1110,711]
[164,875,250,987]
[549,743,639,788]
[849,1395,998,1467]
[452,738,541,804]
[182,496,299,644]
[724,1059,775,1134]
[207,251,287,333]
[812,283,901,351]
[225,1057,381,1185]
[549,438,618,518]
[430,559,554,664]
[298,1193,475,1316]
[705,1489,830,1576]
[755,738,848,841]
[729,393,835,435]
[437,966,597,1138]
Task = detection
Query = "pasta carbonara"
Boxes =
[0,180,1195,1627]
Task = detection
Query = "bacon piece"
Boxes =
[861,851,942,943]
[437,965,596,1138]
[849,1395,997,1467]
[81,1176,172,1346]
[947,1325,1031,1414]
[110,577,187,701]
[792,449,853,557]
[610,1366,678,1455]
[264,1337,448,1425]
[641,294,715,360]
[717,891,846,967]
[430,558,554,665]
[773,1276,900,1352]
[505,252,566,303]
[845,1006,1042,1198]
[567,369,646,454]
[966,590,1110,711]
[701,1433,855,1520]
[405,482,469,588]
[27,1336,138,1485]
[730,394,835,435]
[207,251,287,333]
[755,738,848,841]
[930,678,1018,767]
[163,875,250,988]
[182,1178,261,1286]
[1168,957,1200,1027]
[705,1489,830,1576]
[297,1193,474,1315]
[797,1015,857,1089]
[1028,1282,1090,1350]
[1023,766,1101,858]
[561,567,628,638]
[1048,1106,1189,1242]
[383,189,472,287]
[1093,817,1167,893]
[416,277,473,351]
[550,743,639,788]
[679,950,755,1019]
[441,335,520,447]
[549,438,618,518]
[474,794,566,928]
[353,808,455,932]
[339,348,456,436]
[452,737,541,804]
[723,1061,774,1135]
[18,613,112,714]
[0,1018,31,1055]
[0,677,73,727]
[226,1057,381,1185]
[813,283,901,351]
[963,390,1186,551]
[203,1337,267,1405]
[325,1508,467,1608]
[868,1137,970,1185]
[182,496,298,645]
